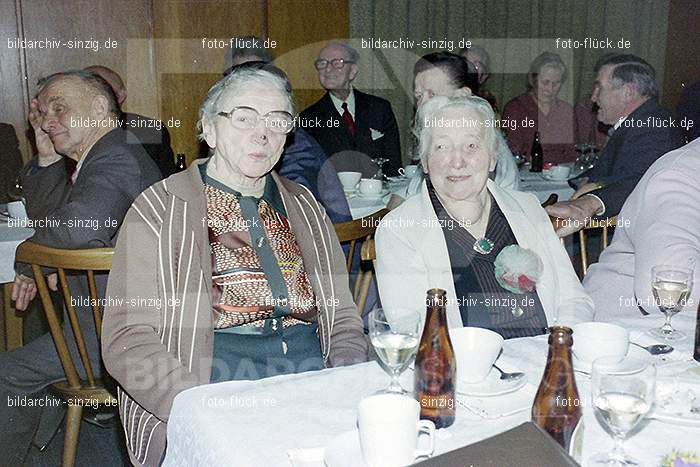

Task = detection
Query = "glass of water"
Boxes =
[369,308,421,394]
[649,266,693,340]
[589,356,655,466]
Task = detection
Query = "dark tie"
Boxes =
[341,102,356,137]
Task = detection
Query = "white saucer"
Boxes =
[324,430,367,467]
[572,345,650,375]
[541,172,571,182]
[387,175,407,183]
[343,187,357,195]
[456,367,527,397]
[358,191,388,199]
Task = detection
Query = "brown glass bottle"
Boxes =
[694,302,700,363]
[530,131,544,172]
[532,326,582,455]
[414,288,456,428]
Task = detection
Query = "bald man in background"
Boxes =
[84,65,176,177]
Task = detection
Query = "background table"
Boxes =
[519,166,575,204]
[164,313,699,467]
[0,209,34,350]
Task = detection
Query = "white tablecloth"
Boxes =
[519,166,575,203]
[0,212,34,283]
[164,314,699,467]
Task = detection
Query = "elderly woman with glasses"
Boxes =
[101,63,367,467]
[375,95,592,339]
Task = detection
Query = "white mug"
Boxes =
[7,200,28,220]
[337,171,362,191]
[358,394,435,467]
[450,327,503,383]
[398,165,418,178]
[572,322,629,365]
[547,165,571,180]
[359,178,383,195]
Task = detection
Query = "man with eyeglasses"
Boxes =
[301,42,402,177]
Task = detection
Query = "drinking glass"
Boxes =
[370,157,389,183]
[648,266,693,340]
[590,356,655,466]
[369,308,421,394]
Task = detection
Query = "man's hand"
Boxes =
[11,272,59,311]
[545,195,603,237]
[572,182,601,199]
[12,274,37,311]
[29,98,61,166]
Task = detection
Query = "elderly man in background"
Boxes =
[1,70,161,465]
[584,137,700,322]
[546,54,683,236]
[223,38,352,223]
[84,65,176,177]
[301,42,403,177]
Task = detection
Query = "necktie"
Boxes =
[341,102,356,137]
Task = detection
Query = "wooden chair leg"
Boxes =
[3,283,23,350]
[62,404,83,467]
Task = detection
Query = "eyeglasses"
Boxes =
[217,106,295,134]
[314,58,355,70]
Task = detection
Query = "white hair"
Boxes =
[414,95,499,165]
[197,66,293,139]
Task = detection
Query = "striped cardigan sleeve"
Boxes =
[102,185,200,466]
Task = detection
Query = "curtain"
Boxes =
[349,0,670,163]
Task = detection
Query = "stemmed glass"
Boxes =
[648,266,693,340]
[590,356,655,466]
[369,308,421,394]
[370,157,389,183]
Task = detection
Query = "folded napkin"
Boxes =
[457,383,537,419]
[286,447,325,467]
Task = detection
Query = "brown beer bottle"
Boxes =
[530,131,544,172]
[532,326,583,457]
[694,302,700,363]
[414,288,456,428]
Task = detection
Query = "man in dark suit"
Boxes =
[85,65,176,177]
[300,42,402,177]
[2,70,161,464]
[546,55,683,236]
[0,123,23,204]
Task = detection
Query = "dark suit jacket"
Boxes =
[0,123,23,204]
[123,112,176,178]
[585,99,683,218]
[20,128,162,249]
[276,128,352,223]
[300,90,402,176]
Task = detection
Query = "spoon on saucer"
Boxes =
[493,364,525,382]
[631,342,674,355]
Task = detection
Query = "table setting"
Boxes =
[164,298,700,467]
[339,167,415,219]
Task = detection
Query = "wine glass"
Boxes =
[370,157,389,182]
[590,356,655,466]
[369,308,421,394]
[648,266,693,340]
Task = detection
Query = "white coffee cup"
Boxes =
[572,322,629,365]
[7,200,28,220]
[337,171,362,191]
[547,165,571,180]
[449,327,504,383]
[359,178,383,196]
[358,394,435,467]
[398,165,418,178]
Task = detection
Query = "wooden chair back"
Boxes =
[333,209,389,313]
[14,241,115,466]
[578,216,617,275]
